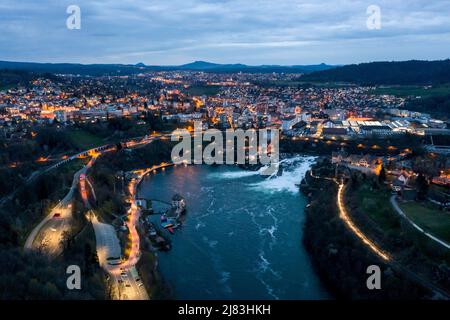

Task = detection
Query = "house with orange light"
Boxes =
[332,151,383,174]
[432,174,450,187]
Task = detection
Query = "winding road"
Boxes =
[310,169,450,299]
[390,196,450,250]
[24,155,99,256]
[81,135,171,300]
[89,213,148,300]
[23,132,205,300]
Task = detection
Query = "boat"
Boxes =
[172,222,180,229]
[161,221,174,229]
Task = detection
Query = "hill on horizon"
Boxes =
[300,59,450,85]
[2,59,450,86]
[0,60,336,76]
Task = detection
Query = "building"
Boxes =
[322,127,348,137]
[281,115,300,132]
[425,135,450,154]
[432,174,450,186]
[332,151,382,174]
[392,174,410,192]
[136,199,148,210]
[171,194,186,217]
[284,121,307,136]
[359,125,393,136]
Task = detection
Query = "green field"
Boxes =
[67,130,105,150]
[369,85,450,98]
[354,184,401,232]
[399,201,450,243]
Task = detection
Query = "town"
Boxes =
[1,72,445,138]
[1,65,449,302]
[3,0,450,316]
[1,70,449,182]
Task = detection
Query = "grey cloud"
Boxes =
[0,0,449,64]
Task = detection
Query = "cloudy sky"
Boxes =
[0,0,449,65]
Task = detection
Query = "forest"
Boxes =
[301,60,450,86]
[302,159,433,299]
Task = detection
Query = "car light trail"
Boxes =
[337,183,390,261]
[123,162,173,268]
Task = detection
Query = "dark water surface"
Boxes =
[138,156,330,299]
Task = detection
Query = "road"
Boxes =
[83,207,148,300]
[336,179,449,298]
[88,213,148,300]
[23,134,170,298]
[2,131,175,208]
[124,162,173,266]
[337,183,390,261]
[308,170,390,261]
[85,138,168,300]
[95,160,173,300]
[24,155,99,256]
[390,196,450,250]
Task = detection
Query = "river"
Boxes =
[138,156,330,299]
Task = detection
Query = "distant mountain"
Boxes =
[177,61,335,73]
[300,60,450,85]
[3,59,450,85]
[178,61,234,70]
[0,61,155,76]
[0,60,336,76]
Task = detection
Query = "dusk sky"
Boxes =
[1,0,450,65]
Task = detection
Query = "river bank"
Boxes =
[137,157,330,299]
[300,158,441,299]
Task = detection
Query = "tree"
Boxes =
[378,165,386,184]
[43,282,62,299]
[27,278,42,298]
[84,243,93,276]
[61,230,73,250]
[416,173,429,200]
